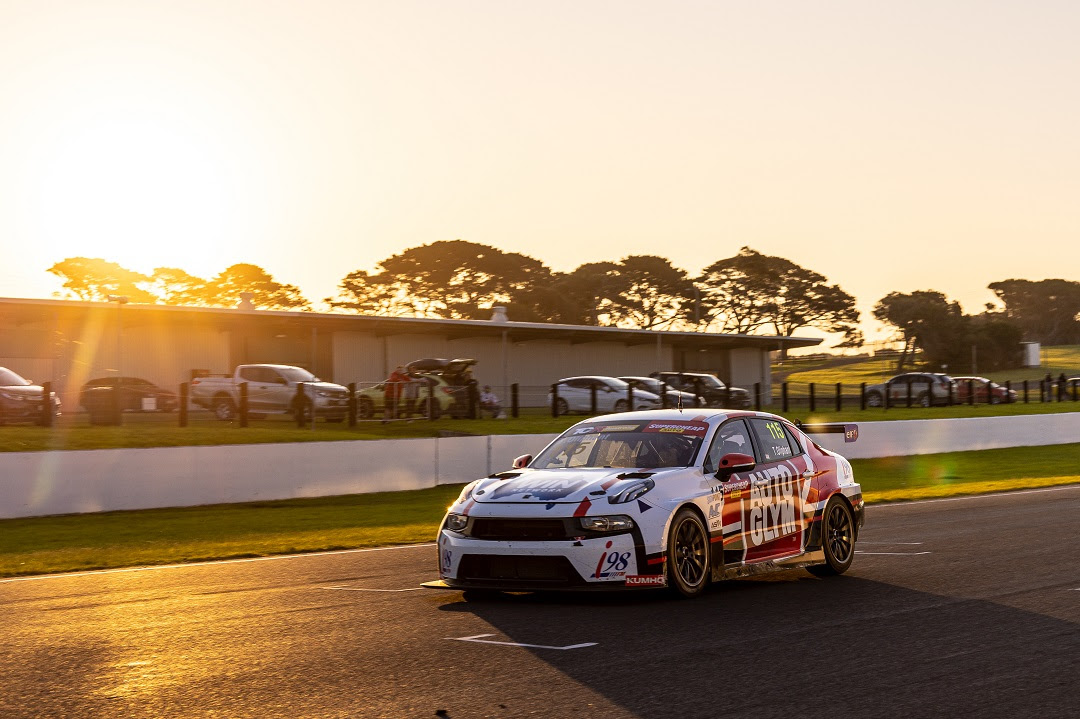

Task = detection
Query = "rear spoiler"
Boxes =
[795,422,858,443]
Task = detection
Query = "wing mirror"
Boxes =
[716,452,755,477]
[512,454,532,469]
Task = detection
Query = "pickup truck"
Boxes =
[190,364,350,421]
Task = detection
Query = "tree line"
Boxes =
[46,243,1080,369]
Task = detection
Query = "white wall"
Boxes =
[2,413,1077,519]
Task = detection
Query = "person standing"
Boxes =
[480,385,502,418]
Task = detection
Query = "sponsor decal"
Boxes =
[573,497,593,517]
[593,540,631,579]
[442,550,452,571]
[625,574,666,587]
[600,423,641,433]
[572,426,598,435]
[746,464,812,546]
[643,421,708,436]
[490,477,591,500]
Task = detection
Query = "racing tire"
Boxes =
[358,398,375,419]
[865,391,883,408]
[213,396,236,421]
[666,508,710,598]
[613,399,629,413]
[808,497,855,577]
[555,398,569,416]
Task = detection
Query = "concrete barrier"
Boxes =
[1,413,1077,519]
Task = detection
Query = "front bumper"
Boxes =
[436,527,664,591]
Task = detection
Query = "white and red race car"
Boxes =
[424,409,863,598]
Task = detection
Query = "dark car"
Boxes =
[952,376,1017,404]
[0,366,61,424]
[864,373,955,407]
[618,376,700,408]
[648,371,753,408]
[80,376,178,413]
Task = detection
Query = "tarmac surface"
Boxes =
[3,485,1080,718]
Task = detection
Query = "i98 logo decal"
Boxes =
[593,540,630,579]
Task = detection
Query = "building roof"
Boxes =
[0,296,822,352]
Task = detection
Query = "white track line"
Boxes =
[869,484,1080,508]
[857,542,924,545]
[320,586,424,592]
[448,634,597,651]
[855,551,932,556]
[0,543,436,584]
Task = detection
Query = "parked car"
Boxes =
[356,374,456,419]
[952,376,1017,404]
[79,376,178,413]
[190,364,349,421]
[864,372,955,407]
[648,371,752,409]
[618,376,699,408]
[548,376,660,415]
[424,408,863,597]
[0,367,61,425]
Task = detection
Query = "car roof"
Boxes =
[564,407,777,426]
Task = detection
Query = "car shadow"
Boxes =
[435,572,1079,718]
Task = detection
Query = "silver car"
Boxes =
[548,376,661,415]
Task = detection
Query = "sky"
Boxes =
[1,1,1078,348]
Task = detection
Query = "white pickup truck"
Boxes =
[190,364,350,421]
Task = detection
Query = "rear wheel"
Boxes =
[808,497,855,577]
[613,399,629,412]
[417,398,441,420]
[666,508,710,598]
[917,391,931,408]
[358,398,374,419]
[213,396,236,421]
[555,398,569,416]
[865,391,883,408]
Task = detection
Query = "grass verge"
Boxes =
[2,444,1078,578]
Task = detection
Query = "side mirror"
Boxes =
[512,454,532,469]
[716,452,755,476]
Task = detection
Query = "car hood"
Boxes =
[472,467,678,504]
[0,385,45,398]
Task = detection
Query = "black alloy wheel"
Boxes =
[808,497,855,577]
[667,508,709,598]
[555,398,569,416]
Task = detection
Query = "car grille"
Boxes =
[457,554,581,584]
[469,518,574,541]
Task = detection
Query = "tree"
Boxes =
[988,279,1080,345]
[696,248,861,354]
[872,291,967,371]
[329,240,553,320]
[47,257,156,303]
[198,264,310,310]
[150,267,208,306]
[602,255,692,329]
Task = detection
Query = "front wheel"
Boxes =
[917,391,931,408]
[613,399,629,412]
[865,391,883,408]
[666,508,710,598]
[808,497,855,577]
[358,398,375,419]
[555,398,569,416]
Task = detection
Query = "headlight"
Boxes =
[0,391,25,401]
[579,515,635,532]
[445,513,468,532]
[608,478,654,504]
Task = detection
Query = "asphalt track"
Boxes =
[3,485,1080,719]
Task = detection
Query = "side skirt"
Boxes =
[717,550,826,580]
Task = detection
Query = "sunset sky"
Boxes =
[1,1,1077,346]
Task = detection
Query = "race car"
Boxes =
[423,409,863,598]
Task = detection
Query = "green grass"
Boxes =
[2,443,1077,578]
[2,399,1078,452]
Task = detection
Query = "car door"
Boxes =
[741,417,812,564]
[701,418,756,566]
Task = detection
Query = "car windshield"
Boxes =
[531,419,708,469]
[0,368,32,387]
[696,375,726,389]
[626,378,662,392]
[277,367,318,382]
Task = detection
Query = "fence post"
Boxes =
[511,383,519,418]
[754,382,761,411]
[239,382,249,428]
[860,382,866,411]
[467,382,479,419]
[809,382,816,413]
[179,383,189,427]
[782,382,789,413]
[590,383,598,415]
[1073,379,1079,402]
[1023,379,1029,403]
[628,382,634,412]
[948,381,954,406]
[426,381,436,421]
[724,385,731,408]
[906,378,913,408]
[835,382,842,412]
[551,383,559,417]
[660,382,668,409]
[986,379,993,405]
[41,382,53,427]
[347,383,357,427]
[968,378,975,406]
